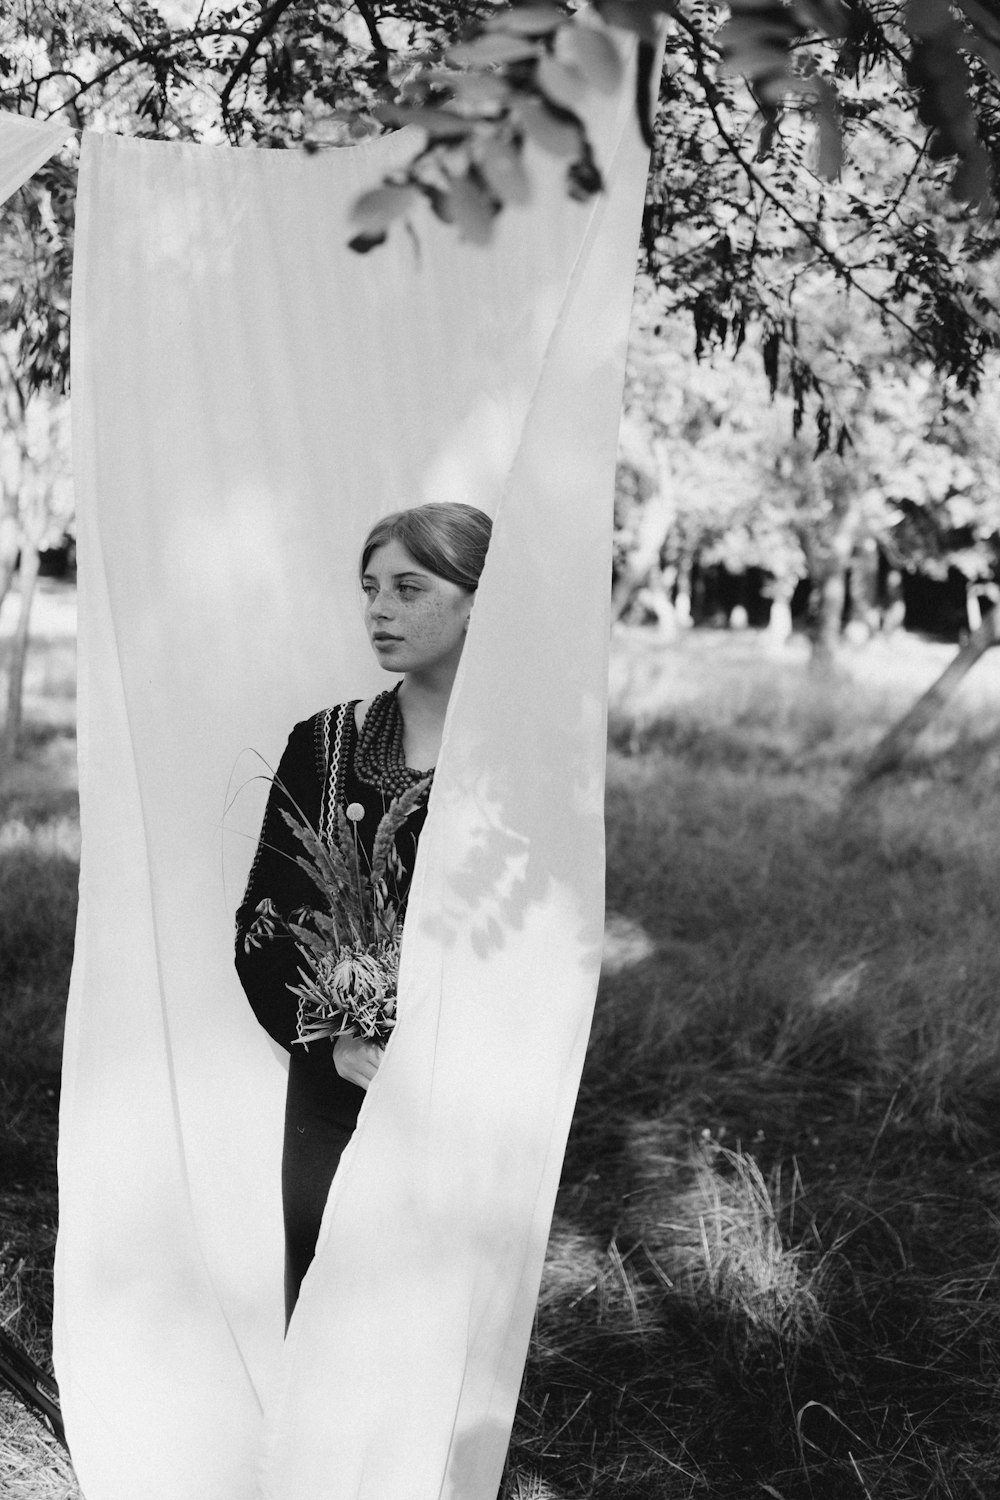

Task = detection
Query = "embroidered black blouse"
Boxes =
[234,702,429,1127]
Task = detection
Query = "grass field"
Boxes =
[0,580,79,1499]
[3,590,1000,1498]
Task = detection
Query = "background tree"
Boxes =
[616,301,1000,662]
[0,339,72,757]
[615,305,802,632]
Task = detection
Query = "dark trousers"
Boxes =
[281,1058,355,1327]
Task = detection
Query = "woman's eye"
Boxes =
[397,584,418,598]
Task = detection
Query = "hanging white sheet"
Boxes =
[55,25,652,1500]
[0,110,67,205]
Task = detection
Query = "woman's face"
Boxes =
[362,538,474,679]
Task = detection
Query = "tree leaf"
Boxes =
[718,1,803,90]
[478,138,532,205]
[810,75,843,180]
[790,0,851,38]
[419,181,456,225]
[555,21,624,94]
[449,34,542,67]
[907,33,993,209]
[350,184,420,234]
[516,97,584,157]
[597,0,664,44]
[374,103,470,141]
[537,53,589,112]
[567,148,604,200]
[423,69,512,107]
[347,226,386,253]
[952,148,993,212]
[964,29,1000,81]
[448,171,498,244]
[483,4,563,36]
[955,0,1000,49]
[635,37,658,147]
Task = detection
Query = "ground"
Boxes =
[2,588,1000,1498]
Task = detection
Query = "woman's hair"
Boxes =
[359,502,493,592]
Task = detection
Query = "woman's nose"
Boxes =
[368,589,393,619]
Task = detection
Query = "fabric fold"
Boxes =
[55,21,655,1500]
[260,58,653,1500]
[0,109,68,205]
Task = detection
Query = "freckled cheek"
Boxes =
[402,599,452,644]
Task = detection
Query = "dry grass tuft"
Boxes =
[0,1262,79,1498]
[663,1144,829,1351]
[0,1399,79,1500]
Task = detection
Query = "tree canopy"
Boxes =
[1,1,999,681]
[617,303,1000,649]
[0,1,997,407]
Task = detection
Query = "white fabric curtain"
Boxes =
[0,110,67,204]
[55,27,652,1500]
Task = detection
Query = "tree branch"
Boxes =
[33,8,299,127]
[219,0,299,121]
[354,0,392,84]
[854,604,1000,787]
[676,13,945,371]
[39,29,212,121]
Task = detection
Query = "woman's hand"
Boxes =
[332,1034,383,1090]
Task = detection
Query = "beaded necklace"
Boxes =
[354,682,433,799]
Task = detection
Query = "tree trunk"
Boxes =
[0,505,19,618]
[766,576,795,644]
[855,605,1000,786]
[808,564,847,669]
[800,467,855,667]
[674,554,693,628]
[881,567,906,635]
[611,484,674,622]
[690,559,706,625]
[848,541,881,640]
[3,536,40,760]
[638,562,677,633]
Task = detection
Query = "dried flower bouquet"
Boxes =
[243,776,431,1049]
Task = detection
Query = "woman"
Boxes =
[235,501,492,1322]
